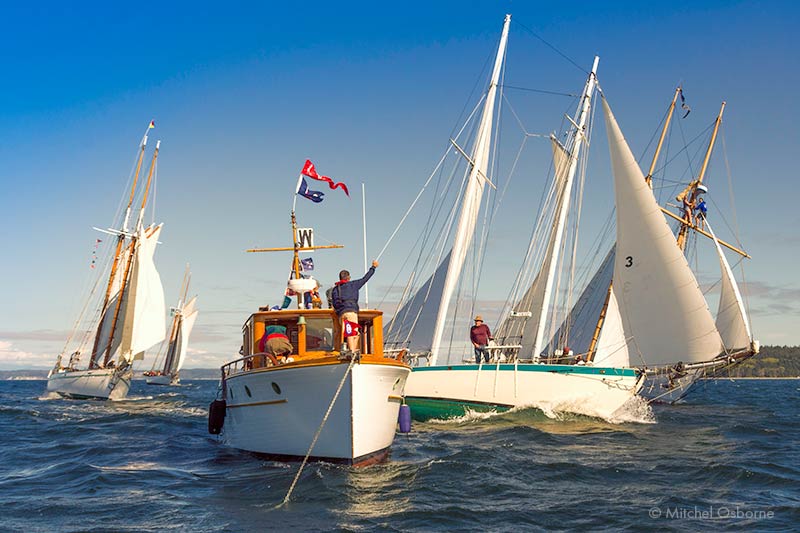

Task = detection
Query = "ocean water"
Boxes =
[1,379,798,532]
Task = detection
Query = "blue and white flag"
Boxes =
[300,257,314,271]
[297,177,325,203]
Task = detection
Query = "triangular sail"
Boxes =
[593,289,630,367]
[706,220,752,350]
[385,251,451,353]
[543,246,615,357]
[602,97,723,365]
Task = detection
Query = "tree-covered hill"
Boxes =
[722,345,800,378]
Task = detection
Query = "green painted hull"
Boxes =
[405,397,511,422]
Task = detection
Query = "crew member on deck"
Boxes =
[470,315,493,364]
[331,260,379,352]
[259,325,293,360]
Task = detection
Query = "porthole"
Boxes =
[245,385,252,397]
[229,388,234,399]
[271,382,281,394]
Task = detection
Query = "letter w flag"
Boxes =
[302,160,350,197]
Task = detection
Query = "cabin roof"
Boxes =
[249,308,383,321]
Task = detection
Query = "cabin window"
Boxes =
[305,317,335,351]
[242,324,252,356]
[244,385,252,398]
[271,382,281,394]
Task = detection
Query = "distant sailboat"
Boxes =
[144,266,198,386]
[388,15,644,421]
[47,126,166,400]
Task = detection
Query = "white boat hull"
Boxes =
[404,363,644,421]
[221,361,410,465]
[640,371,701,403]
[145,374,178,386]
[46,367,132,400]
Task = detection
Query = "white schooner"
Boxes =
[47,124,166,400]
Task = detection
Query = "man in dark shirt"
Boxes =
[331,260,379,352]
[470,315,493,364]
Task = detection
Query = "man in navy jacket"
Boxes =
[331,260,379,352]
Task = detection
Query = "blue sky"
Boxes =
[1,0,798,369]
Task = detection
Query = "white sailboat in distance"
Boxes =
[145,265,199,386]
[47,125,166,400]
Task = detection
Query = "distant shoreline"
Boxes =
[702,376,800,380]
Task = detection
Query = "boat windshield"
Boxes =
[306,317,335,352]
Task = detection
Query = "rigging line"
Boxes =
[472,64,506,305]
[378,142,465,317]
[500,84,579,98]
[449,46,496,141]
[637,99,674,164]
[281,355,359,506]
[720,129,745,249]
[383,156,470,341]
[719,129,753,324]
[650,122,714,180]
[513,19,588,74]
[376,98,484,262]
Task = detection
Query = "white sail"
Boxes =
[543,246,615,356]
[706,220,752,350]
[385,251,451,353]
[429,14,511,365]
[120,224,166,360]
[592,289,630,367]
[91,246,131,365]
[175,297,198,373]
[601,97,723,365]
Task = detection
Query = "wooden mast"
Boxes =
[101,140,160,367]
[676,102,726,250]
[247,212,343,309]
[645,86,682,188]
[89,134,148,368]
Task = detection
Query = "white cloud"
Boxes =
[0,340,54,369]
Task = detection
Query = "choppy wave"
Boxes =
[1,379,797,531]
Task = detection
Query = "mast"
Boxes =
[89,133,148,368]
[676,101,725,250]
[530,56,599,362]
[101,140,161,366]
[163,265,191,375]
[428,14,510,366]
[645,87,682,188]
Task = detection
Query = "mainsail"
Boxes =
[428,14,511,365]
[601,97,723,365]
[120,224,167,361]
